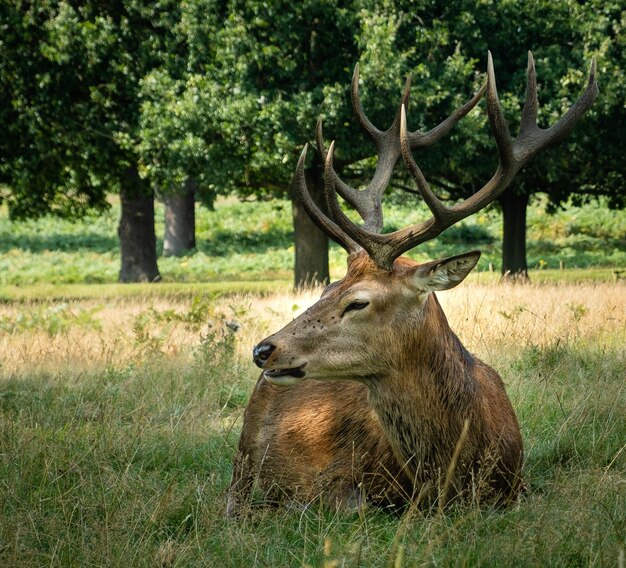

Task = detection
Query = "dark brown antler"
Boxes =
[295,143,360,254]
[303,63,485,238]
[307,51,598,269]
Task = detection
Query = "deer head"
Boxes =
[253,52,598,386]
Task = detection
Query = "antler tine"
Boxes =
[349,63,413,148]
[365,51,598,266]
[399,104,448,221]
[389,72,414,135]
[295,144,360,255]
[408,81,487,148]
[322,142,396,264]
[519,50,538,132]
[316,118,387,232]
[351,63,385,143]
[316,68,413,232]
[485,51,515,168]
[320,66,483,233]
[514,54,598,161]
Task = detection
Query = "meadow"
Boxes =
[0,197,625,566]
[1,194,625,291]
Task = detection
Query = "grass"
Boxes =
[0,282,624,566]
[0,195,624,564]
[0,194,625,288]
[0,280,290,303]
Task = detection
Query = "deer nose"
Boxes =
[253,342,276,368]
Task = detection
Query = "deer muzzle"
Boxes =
[253,340,307,385]
[252,341,275,367]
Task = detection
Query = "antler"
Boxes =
[304,51,598,269]
[310,64,486,235]
[295,143,361,254]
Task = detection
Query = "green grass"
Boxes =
[1,195,624,288]
[0,280,290,303]
[0,198,295,285]
[2,268,623,303]
[0,285,624,566]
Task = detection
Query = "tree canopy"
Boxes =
[1,1,186,217]
[1,0,623,279]
[135,0,624,219]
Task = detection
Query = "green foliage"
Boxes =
[370,0,625,211]
[136,0,624,213]
[0,195,624,287]
[2,1,623,220]
[0,0,185,218]
[149,296,216,330]
[130,296,239,360]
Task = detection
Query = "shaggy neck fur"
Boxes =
[365,293,481,487]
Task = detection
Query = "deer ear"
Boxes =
[411,251,481,292]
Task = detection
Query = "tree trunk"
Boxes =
[291,165,329,288]
[163,179,196,257]
[118,166,161,283]
[499,189,529,281]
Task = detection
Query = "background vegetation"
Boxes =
[1,196,625,290]
[1,0,624,283]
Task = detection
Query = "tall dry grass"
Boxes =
[1,281,623,377]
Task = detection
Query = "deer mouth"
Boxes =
[264,364,306,385]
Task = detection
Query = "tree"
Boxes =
[135,1,235,259]
[0,1,190,282]
[291,166,329,287]
[0,2,109,220]
[378,0,625,278]
[162,180,197,257]
[169,1,363,287]
[161,2,482,286]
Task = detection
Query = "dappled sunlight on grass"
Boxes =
[1,195,625,286]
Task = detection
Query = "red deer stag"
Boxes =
[227,52,598,515]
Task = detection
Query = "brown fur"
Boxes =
[227,379,412,515]
[227,252,524,515]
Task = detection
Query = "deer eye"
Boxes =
[342,300,370,317]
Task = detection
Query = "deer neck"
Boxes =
[365,293,478,472]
